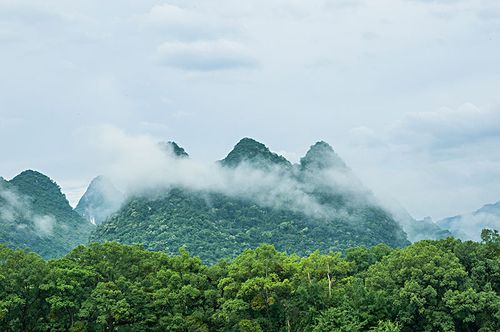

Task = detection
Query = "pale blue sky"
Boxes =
[1,0,500,220]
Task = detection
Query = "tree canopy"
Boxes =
[0,233,498,331]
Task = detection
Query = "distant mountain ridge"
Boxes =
[0,170,93,258]
[437,201,500,240]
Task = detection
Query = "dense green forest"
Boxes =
[1,230,498,331]
[92,188,408,264]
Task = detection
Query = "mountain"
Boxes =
[437,201,500,240]
[406,217,451,241]
[159,141,189,158]
[0,170,93,258]
[476,201,500,215]
[75,141,191,225]
[299,141,347,171]
[91,138,410,263]
[220,137,291,169]
[75,176,124,225]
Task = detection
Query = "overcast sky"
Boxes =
[1,0,500,220]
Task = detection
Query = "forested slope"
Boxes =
[0,170,93,258]
[91,188,407,264]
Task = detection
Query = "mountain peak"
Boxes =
[75,176,124,225]
[158,141,189,158]
[220,137,291,168]
[1,170,93,258]
[10,170,62,194]
[84,175,118,193]
[300,141,347,170]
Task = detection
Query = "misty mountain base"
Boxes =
[91,188,408,264]
[0,231,499,332]
[0,138,492,263]
[88,138,410,263]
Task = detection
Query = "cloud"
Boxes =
[348,126,384,148]
[344,103,500,220]
[33,215,55,236]
[0,181,56,236]
[156,40,258,71]
[1,0,500,228]
[351,103,500,153]
[142,3,238,41]
[0,182,31,221]
[408,0,462,4]
[0,117,24,130]
[390,103,500,151]
[477,6,500,21]
[439,211,500,241]
[82,126,370,220]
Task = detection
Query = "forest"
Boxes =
[92,188,409,264]
[0,230,498,332]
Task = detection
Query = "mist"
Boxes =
[78,126,500,242]
[0,182,57,237]
[438,210,500,242]
[81,126,377,221]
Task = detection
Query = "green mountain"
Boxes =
[75,176,124,225]
[75,141,188,226]
[0,170,93,258]
[91,139,409,263]
[299,141,347,171]
[220,137,291,168]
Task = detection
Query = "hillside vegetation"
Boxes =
[0,170,93,258]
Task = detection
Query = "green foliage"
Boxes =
[0,233,498,331]
[92,188,408,264]
[220,137,291,168]
[369,320,401,332]
[0,170,93,258]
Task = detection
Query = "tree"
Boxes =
[365,241,469,331]
[0,246,49,331]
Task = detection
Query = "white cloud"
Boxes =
[1,0,500,223]
[0,182,57,236]
[82,126,371,219]
[33,215,55,236]
[390,103,500,150]
[140,3,241,41]
[345,103,500,220]
[0,183,30,221]
[156,40,257,71]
